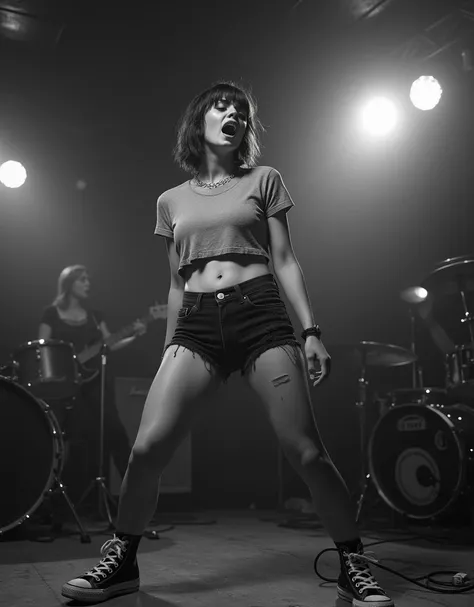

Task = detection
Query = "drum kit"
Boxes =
[351,255,474,526]
[0,339,91,543]
[0,304,166,542]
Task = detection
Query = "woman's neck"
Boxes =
[64,297,83,311]
[198,150,236,183]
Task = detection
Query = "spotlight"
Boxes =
[0,160,27,188]
[360,97,398,137]
[410,76,442,111]
[400,286,428,304]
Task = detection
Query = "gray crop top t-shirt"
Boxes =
[154,165,294,276]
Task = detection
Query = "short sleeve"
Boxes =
[154,195,174,238]
[263,168,295,218]
[40,306,57,326]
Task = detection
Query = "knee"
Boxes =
[129,436,170,473]
[286,440,328,469]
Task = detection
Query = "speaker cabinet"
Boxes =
[110,377,192,495]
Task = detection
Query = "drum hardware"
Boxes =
[368,401,474,521]
[0,378,90,543]
[421,254,474,345]
[75,344,117,529]
[400,286,429,389]
[348,341,418,523]
[12,339,82,400]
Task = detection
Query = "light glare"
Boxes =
[410,76,442,111]
[361,97,398,136]
[0,160,27,188]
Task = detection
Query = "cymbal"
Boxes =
[422,255,474,296]
[352,341,417,367]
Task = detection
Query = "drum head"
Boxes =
[0,378,59,532]
[369,403,463,519]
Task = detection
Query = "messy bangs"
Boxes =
[173,81,263,174]
[203,83,251,118]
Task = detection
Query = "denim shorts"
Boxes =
[164,274,301,380]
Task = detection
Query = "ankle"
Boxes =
[335,538,363,553]
[115,531,142,540]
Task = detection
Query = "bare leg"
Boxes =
[117,346,221,535]
[245,346,359,543]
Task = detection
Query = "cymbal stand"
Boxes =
[76,345,117,529]
[458,279,474,344]
[38,400,91,543]
[408,308,424,388]
[355,352,370,523]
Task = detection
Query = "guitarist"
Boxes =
[38,264,146,503]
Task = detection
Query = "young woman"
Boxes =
[39,265,144,491]
[62,84,393,607]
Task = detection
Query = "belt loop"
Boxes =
[195,293,202,310]
[234,284,246,304]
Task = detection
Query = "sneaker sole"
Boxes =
[61,578,140,603]
[337,584,394,607]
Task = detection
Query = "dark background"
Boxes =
[1,0,474,507]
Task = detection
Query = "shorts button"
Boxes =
[217,292,225,300]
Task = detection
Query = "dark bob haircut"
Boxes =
[173,81,263,174]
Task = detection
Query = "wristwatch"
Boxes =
[301,325,322,340]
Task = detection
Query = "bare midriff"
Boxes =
[183,254,270,292]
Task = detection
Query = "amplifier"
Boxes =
[110,377,192,495]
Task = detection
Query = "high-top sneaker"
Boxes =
[336,540,394,607]
[61,534,140,604]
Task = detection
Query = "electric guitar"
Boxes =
[77,303,167,383]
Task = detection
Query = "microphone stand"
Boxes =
[77,344,117,530]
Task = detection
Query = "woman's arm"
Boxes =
[268,210,331,385]
[267,210,315,330]
[164,237,185,347]
[99,320,136,352]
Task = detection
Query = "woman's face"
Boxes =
[71,271,90,300]
[203,98,248,154]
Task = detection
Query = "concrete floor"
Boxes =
[0,510,472,607]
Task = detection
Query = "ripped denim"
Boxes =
[163,273,301,382]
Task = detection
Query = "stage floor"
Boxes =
[0,510,472,606]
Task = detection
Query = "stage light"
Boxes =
[410,76,442,111]
[400,286,428,304]
[0,160,27,188]
[360,97,398,136]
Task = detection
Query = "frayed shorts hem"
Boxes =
[162,338,302,383]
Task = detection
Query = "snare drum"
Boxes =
[13,339,81,399]
[0,377,65,534]
[369,401,474,519]
[446,346,474,397]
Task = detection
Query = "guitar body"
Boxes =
[78,357,101,384]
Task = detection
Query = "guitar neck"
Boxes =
[105,310,154,349]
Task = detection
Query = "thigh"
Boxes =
[244,345,325,453]
[134,345,221,453]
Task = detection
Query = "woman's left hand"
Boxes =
[305,336,331,386]
[133,319,147,336]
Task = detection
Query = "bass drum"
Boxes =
[0,378,64,534]
[369,402,474,519]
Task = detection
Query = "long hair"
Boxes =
[173,81,263,174]
[53,265,87,310]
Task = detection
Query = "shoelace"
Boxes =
[83,537,127,582]
[344,550,386,594]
